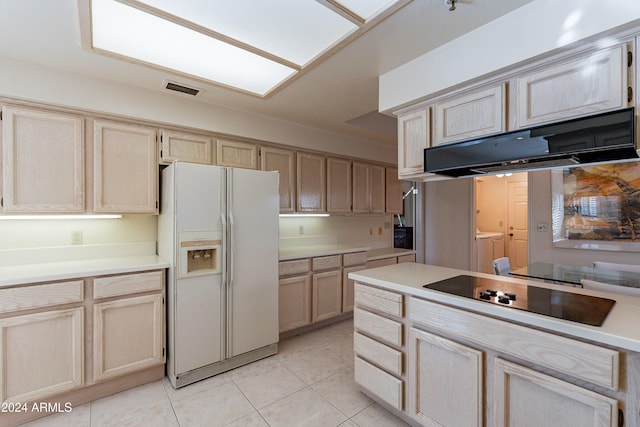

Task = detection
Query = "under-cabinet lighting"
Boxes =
[0,215,123,220]
[279,214,330,218]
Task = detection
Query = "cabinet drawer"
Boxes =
[366,257,396,269]
[354,308,402,347]
[279,259,311,277]
[0,280,84,314]
[397,254,415,263]
[312,255,341,271]
[343,251,367,267]
[409,297,619,390]
[355,283,403,317]
[355,356,403,411]
[94,270,163,299]
[354,332,403,376]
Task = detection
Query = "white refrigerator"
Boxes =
[158,162,279,388]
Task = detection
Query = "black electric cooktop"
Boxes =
[423,275,616,327]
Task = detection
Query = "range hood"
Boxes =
[424,108,638,177]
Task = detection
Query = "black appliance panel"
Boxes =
[423,275,615,327]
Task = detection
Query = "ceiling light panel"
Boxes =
[131,0,358,66]
[333,0,400,20]
[91,0,296,95]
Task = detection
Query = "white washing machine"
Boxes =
[476,232,505,274]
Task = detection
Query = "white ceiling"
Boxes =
[0,0,535,146]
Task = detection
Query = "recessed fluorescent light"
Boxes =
[279,214,330,217]
[91,0,296,96]
[0,215,123,220]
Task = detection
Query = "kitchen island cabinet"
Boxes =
[350,263,640,427]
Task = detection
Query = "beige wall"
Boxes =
[279,216,393,250]
[0,216,157,250]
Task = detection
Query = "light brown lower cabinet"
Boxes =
[493,358,618,427]
[312,270,342,322]
[0,269,166,426]
[278,275,312,333]
[407,327,483,427]
[93,293,164,381]
[0,307,84,403]
[352,281,631,427]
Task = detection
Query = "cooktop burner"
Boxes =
[423,275,616,327]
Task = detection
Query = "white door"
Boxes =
[227,168,279,357]
[507,180,528,269]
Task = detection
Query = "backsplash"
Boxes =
[279,215,393,249]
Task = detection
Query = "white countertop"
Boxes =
[279,245,414,261]
[0,255,169,287]
[350,262,640,352]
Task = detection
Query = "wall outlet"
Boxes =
[537,223,548,232]
[369,228,373,236]
[378,227,383,235]
[71,230,83,245]
[299,225,304,235]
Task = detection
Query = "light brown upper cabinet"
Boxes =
[159,130,213,165]
[353,162,385,214]
[516,44,629,128]
[1,105,84,213]
[385,167,402,214]
[397,107,430,179]
[93,120,158,214]
[433,84,506,146]
[296,152,326,212]
[261,146,295,213]
[327,157,352,213]
[216,139,258,169]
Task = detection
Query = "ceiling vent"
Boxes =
[162,80,204,97]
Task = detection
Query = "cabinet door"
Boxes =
[216,139,258,169]
[352,162,369,213]
[408,327,483,427]
[93,120,157,213]
[160,130,213,165]
[312,270,342,322]
[516,45,628,127]
[342,265,365,312]
[1,106,84,212]
[397,107,429,178]
[493,358,618,427]
[385,167,403,214]
[278,275,311,333]
[433,84,506,146]
[369,165,385,214]
[0,307,83,402]
[327,157,351,213]
[261,147,295,213]
[297,152,326,212]
[93,293,164,382]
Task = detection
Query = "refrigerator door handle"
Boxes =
[226,168,235,359]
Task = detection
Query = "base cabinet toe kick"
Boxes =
[353,281,640,427]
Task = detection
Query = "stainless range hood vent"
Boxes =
[424,108,638,177]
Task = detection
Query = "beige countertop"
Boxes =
[350,262,640,352]
[0,255,169,287]
[279,245,414,261]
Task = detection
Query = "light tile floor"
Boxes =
[22,319,409,427]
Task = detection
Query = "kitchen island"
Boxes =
[350,262,640,427]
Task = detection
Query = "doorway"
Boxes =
[474,173,528,272]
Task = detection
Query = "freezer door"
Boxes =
[174,275,223,374]
[174,163,223,231]
[227,168,279,357]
